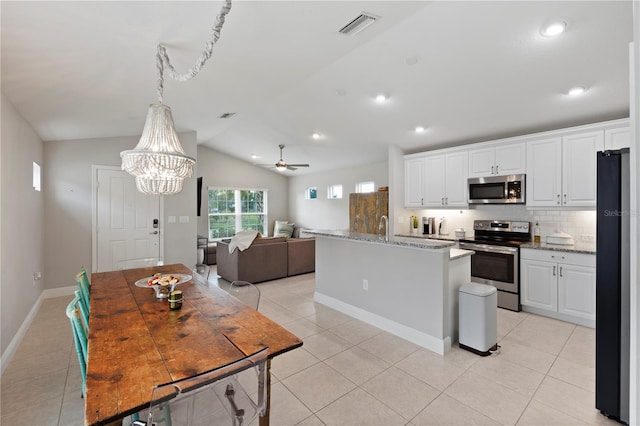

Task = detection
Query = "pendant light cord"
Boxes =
[155,0,232,103]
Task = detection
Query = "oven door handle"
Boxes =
[459,242,519,255]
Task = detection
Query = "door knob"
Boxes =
[149,231,159,235]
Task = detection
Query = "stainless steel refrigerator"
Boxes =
[596,149,630,424]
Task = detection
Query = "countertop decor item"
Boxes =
[120,0,232,195]
[546,231,575,245]
[135,274,192,298]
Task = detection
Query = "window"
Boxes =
[33,162,41,191]
[327,184,343,199]
[356,181,375,193]
[306,187,317,200]
[208,188,267,240]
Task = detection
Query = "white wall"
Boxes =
[196,145,289,237]
[43,132,197,288]
[0,93,45,356]
[288,161,388,231]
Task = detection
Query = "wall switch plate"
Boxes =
[398,216,405,224]
[168,216,176,224]
[363,279,368,291]
[179,216,189,223]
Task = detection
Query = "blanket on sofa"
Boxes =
[228,230,259,253]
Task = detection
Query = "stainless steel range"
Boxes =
[459,220,531,311]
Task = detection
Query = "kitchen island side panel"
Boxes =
[314,236,448,350]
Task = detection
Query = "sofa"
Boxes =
[216,237,315,284]
[205,243,217,265]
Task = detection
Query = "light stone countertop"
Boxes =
[450,248,474,260]
[520,241,596,255]
[304,229,456,250]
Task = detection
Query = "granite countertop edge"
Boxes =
[520,242,596,255]
[304,230,455,250]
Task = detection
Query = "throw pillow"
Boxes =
[274,220,295,238]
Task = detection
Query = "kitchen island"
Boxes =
[304,230,473,355]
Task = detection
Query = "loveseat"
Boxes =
[216,237,315,284]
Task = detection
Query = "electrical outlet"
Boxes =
[362,279,368,291]
[580,234,595,242]
[33,272,42,286]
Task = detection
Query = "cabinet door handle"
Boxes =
[553,265,556,276]
[421,198,424,205]
[557,194,561,205]
[445,197,448,205]
[559,266,563,277]
[563,194,567,205]
[496,165,499,175]
[491,166,494,175]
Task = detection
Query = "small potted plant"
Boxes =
[411,215,419,235]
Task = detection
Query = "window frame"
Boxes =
[327,184,343,199]
[355,181,375,193]
[207,187,268,241]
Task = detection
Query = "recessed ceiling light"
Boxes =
[251,154,259,159]
[406,57,418,66]
[541,21,566,37]
[375,93,388,103]
[415,126,426,133]
[312,132,321,140]
[568,86,586,96]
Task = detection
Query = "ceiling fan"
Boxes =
[265,144,310,171]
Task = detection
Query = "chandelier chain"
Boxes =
[155,0,232,103]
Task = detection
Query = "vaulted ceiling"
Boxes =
[1,1,633,174]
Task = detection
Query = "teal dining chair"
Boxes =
[66,293,88,397]
[76,268,91,311]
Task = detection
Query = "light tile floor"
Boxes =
[1,268,618,425]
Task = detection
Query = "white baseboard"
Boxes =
[314,292,450,355]
[522,305,595,328]
[1,286,76,375]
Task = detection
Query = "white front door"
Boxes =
[93,167,163,272]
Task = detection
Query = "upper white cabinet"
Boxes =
[527,130,603,207]
[404,157,425,208]
[404,151,467,208]
[604,126,630,150]
[468,142,526,178]
[423,152,468,207]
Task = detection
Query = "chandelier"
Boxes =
[121,0,232,195]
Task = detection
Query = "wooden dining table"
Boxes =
[85,264,303,426]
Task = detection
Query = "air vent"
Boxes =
[338,12,379,35]
[219,112,236,119]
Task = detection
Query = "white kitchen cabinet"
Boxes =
[404,151,467,207]
[404,157,425,207]
[521,249,595,325]
[526,137,562,206]
[468,142,526,178]
[604,126,630,150]
[526,130,602,207]
[423,152,468,207]
[562,131,602,206]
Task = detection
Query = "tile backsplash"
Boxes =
[413,205,596,242]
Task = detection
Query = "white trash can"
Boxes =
[459,282,498,356]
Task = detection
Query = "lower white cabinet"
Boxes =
[520,248,596,325]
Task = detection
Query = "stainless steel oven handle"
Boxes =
[459,242,519,255]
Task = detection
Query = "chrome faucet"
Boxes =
[379,215,389,241]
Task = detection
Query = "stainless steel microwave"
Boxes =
[468,174,525,204]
